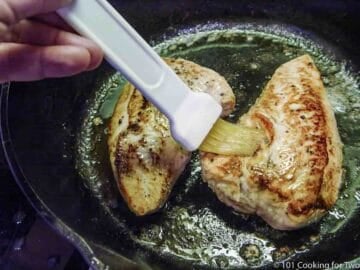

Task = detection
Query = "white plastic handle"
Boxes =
[57,0,222,150]
[58,0,187,115]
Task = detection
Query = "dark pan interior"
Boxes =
[1,1,360,269]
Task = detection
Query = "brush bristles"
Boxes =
[199,119,265,156]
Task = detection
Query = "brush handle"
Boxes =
[57,0,222,150]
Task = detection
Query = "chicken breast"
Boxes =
[200,55,343,230]
[108,58,235,215]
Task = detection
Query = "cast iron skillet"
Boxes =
[1,1,360,269]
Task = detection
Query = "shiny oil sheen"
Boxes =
[76,23,360,268]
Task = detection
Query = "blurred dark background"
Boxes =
[0,148,89,270]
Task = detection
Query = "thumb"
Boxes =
[1,0,72,25]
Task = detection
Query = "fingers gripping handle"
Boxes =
[57,0,189,114]
[57,0,222,150]
[58,0,162,87]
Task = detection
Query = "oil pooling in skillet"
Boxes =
[75,23,360,268]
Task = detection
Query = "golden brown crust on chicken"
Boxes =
[108,58,235,216]
[109,84,189,216]
[201,55,343,230]
[163,58,235,117]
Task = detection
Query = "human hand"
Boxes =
[0,0,104,83]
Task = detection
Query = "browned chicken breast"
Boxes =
[108,58,235,215]
[201,55,343,230]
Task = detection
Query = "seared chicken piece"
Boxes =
[201,55,343,230]
[108,58,235,215]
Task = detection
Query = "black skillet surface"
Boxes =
[1,1,360,269]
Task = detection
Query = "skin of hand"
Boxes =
[0,0,104,83]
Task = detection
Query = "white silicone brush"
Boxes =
[57,0,264,155]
